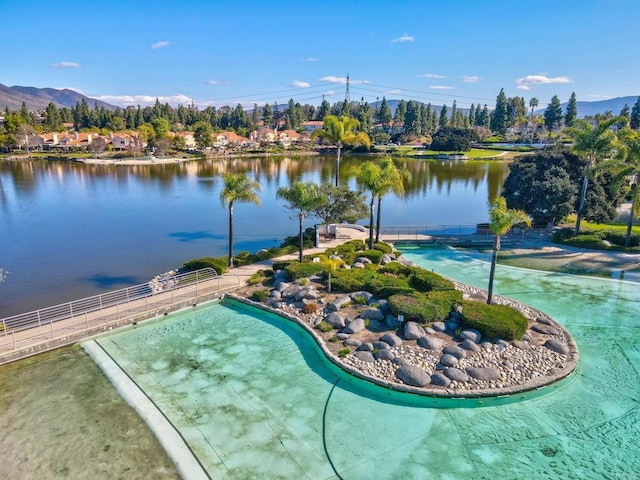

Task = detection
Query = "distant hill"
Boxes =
[0,84,117,111]
[558,96,639,118]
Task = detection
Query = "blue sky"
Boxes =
[2,0,639,110]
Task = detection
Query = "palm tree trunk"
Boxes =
[368,195,375,249]
[298,211,304,262]
[228,203,234,268]
[375,195,382,243]
[335,145,342,186]
[574,164,590,236]
[487,234,500,304]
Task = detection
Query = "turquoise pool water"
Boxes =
[91,246,640,479]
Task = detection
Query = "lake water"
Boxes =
[0,156,508,317]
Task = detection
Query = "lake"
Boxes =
[0,155,509,317]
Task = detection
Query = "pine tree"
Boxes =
[565,92,578,127]
[490,88,508,133]
[376,97,392,126]
[469,104,476,126]
[439,104,448,128]
[544,95,564,131]
[630,97,640,130]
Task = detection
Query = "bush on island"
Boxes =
[356,249,384,265]
[461,300,528,341]
[283,261,324,280]
[251,289,269,302]
[388,293,447,324]
[182,257,228,274]
[372,242,393,254]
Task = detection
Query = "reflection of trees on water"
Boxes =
[0,156,510,206]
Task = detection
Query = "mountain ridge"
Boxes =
[0,84,117,111]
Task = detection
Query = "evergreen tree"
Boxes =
[44,102,62,131]
[450,100,458,127]
[317,99,331,120]
[438,104,448,128]
[565,92,578,127]
[619,104,631,126]
[262,103,273,128]
[490,88,509,133]
[630,97,640,130]
[544,95,564,131]
[19,102,30,124]
[393,100,407,129]
[404,100,422,135]
[376,97,392,126]
[251,103,260,126]
[469,104,476,126]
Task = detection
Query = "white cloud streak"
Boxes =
[392,33,414,43]
[291,80,311,88]
[430,85,455,90]
[50,61,80,68]
[418,73,445,79]
[386,89,402,94]
[205,80,230,85]
[151,41,170,49]
[462,75,482,83]
[319,76,370,85]
[515,74,573,90]
[304,57,319,62]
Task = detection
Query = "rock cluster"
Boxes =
[251,255,576,396]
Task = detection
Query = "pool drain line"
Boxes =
[322,380,345,480]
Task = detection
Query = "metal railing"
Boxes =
[0,268,234,352]
[381,224,485,239]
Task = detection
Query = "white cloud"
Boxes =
[205,79,230,85]
[151,41,170,49]
[93,93,194,107]
[418,73,445,79]
[291,80,311,88]
[50,61,80,68]
[386,89,402,94]
[430,85,455,90]
[304,57,319,62]
[515,74,573,90]
[392,33,414,43]
[319,76,370,85]
[462,75,482,83]
[587,93,612,100]
[325,90,336,96]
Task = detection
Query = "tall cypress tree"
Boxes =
[544,95,563,131]
[565,92,578,127]
[490,88,508,133]
[439,104,448,128]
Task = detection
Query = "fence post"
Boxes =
[37,311,42,328]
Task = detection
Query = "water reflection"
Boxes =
[0,156,509,316]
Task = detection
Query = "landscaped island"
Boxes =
[230,240,578,398]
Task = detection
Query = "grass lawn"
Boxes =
[378,146,508,159]
[562,215,640,234]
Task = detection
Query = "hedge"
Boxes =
[426,289,464,312]
[408,268,455,292]
[182,257,228,274]
[331,268,380,293]
[460,300,528,341]
[387,293,447,324]
[356,249,384,265]
[373,242,393,254]
[283,261,324,280]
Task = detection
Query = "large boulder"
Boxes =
[417,336,444,350]
[354,351,375,363]
[357,343,374,352]
[444,367,470,383]
[344,338,361,348]
[396,365,431,387]
[350,291,373,303]
[324,312,346,329]
[374,349,395,361]
[543,339,569,355]
[326,296,352,312]
[439,354,459,367]
[355,256,372,264]
[466,367,501,381]
[295,287,320,301]
[460,329,482,343]
[343,318,366,334]
[403,321,426,340]
[460,339,481,352]
[430,373,451,387]
[380,333,403,347]
[431,321,447,332]
[276,281,291,292]
[281,284,303,299]
[443,345,467,359]
[359,308,384,321]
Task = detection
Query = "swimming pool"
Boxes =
[86,245,640,479]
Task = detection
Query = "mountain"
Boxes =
[0,84,117,111]
[559,96,639,118]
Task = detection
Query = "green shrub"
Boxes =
[247,271,266,286]
[408,268,455,292]
[387,293,446,324]
[603,231,640,248]
[356,249,384,265]
[272,260,292,272]
[364,274,412,298]
[373,242,393,254]
[331,268,378,292]
[284,261,323,280]
[328,335,339,343]
[338,348,351,357]
[460,300,528,341]
[426,289,464,313]
[251,289,269,302]
[182,257,228,274]
[316,321,334,332]
[379,262,406,275]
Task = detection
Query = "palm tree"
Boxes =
[276,181,325,262]
[375,158,408,243]
[311,114,371,186]
[528,97,538,145]
[598,128,640,247]
[357,161,384,249]
[487,197,531,304]
[566,117,620,235]
[220,173,261,268]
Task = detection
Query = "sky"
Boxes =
[2,0,639,110]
